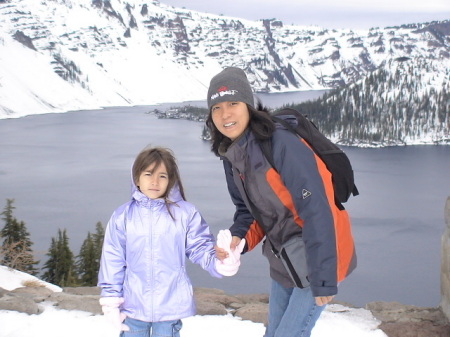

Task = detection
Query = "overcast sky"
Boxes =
[161,0,450,29]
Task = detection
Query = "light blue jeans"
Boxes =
[120,317,182,337]
[264,280,325,337]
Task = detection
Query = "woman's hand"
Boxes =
[230,236,242,250]
[315,296,334,306]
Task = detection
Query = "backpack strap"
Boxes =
[259,137,275,170]
[259,116,299,173]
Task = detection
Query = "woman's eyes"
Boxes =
[212,102,239,111]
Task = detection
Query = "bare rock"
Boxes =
[194,287,235,315]
[11,286,54,297]
[235,302,269,326]
[195,299,227,316]
[379,321,450,337]
[48,292,101,314]
[63,287,101,296]
[0,294,41,315]
[366,301,450,337]
[194,287,243,307]
[235,293,269,304]
[366,301,448,324]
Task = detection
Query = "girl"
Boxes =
[98,146,239,337]
[207,67,357,337]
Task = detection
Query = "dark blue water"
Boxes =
[0,93,448,307]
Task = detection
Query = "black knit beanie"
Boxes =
[207,67,255,110]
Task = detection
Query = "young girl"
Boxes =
[98,146,241,337]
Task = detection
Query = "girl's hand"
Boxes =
[315,296,334,306]
[215,245,229,261]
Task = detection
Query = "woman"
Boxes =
[206,67,357,337]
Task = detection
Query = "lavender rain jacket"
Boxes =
[98,180,221,322]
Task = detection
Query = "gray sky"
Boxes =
[161,0,450,29]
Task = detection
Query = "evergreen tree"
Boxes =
[93,221,105,262]
[42,229,78,286]
[76,232,97,286]
[76,221,104,286]
[0,199,39,275]
[42,237,58,284]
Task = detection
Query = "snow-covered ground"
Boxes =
[0,266,387,337]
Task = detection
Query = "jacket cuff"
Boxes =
[99,296,125,307]
[310,285,337,298]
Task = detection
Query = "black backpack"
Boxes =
[259,108,359,210]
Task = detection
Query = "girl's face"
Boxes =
[211,101,250,140]
[137,162,169,199]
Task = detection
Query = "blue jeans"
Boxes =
[264,280,325,337]
[120,317,182,337]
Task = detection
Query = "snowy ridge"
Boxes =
[0,0,449,129]
[299,56,450,146]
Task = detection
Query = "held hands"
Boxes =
[99,297,130,331]
[215,230,245,276]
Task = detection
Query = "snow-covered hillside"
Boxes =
[290,57,449,146]
[0,0,449,119]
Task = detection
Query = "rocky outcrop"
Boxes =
[1,284,449,336]
[367,302,450,337]
[441,196,450,321]
[0,284,271,321]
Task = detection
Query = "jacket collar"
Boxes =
[131,179,183,208]
[219,128,253,172]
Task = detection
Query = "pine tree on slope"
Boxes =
[0,199,39,275]
[77,221,104,286]
[42,229,78,287]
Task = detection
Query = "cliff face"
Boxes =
[441,197,450,321]
[1,0,449,117]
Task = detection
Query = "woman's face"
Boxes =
[211,101,250,140]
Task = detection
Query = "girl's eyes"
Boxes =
[144,173,167,179]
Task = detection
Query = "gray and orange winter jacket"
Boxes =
[219,124,356,297]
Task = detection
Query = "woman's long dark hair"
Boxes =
[205,101,276,156]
